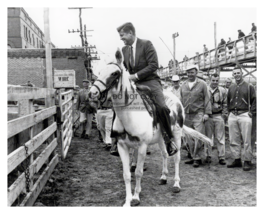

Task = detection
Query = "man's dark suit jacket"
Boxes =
[122,38,160,83]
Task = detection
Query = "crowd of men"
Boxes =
[75,22,256,173]
[169,65,256,171]
[202,23,257,56]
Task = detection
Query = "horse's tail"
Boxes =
[182,125,213,147]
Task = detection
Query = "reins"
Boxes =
[92,63,136,107]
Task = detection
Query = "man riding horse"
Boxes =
[110,22,178,157]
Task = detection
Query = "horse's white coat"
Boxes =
[89,50,211,207]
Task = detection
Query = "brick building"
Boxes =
[8,48,87,88]
[8,7,55,49]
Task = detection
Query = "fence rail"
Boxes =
[7,86,58,206]
[58,89,74,160]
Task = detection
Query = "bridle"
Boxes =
[92,63,136,107]
[92,63,122,100]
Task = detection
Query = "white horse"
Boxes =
[89,49,212,207]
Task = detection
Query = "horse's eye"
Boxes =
[111,72,117,76]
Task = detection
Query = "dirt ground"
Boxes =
[35,127,257,207]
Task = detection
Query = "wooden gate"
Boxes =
[58,89,74,159]
[7,86,58,206]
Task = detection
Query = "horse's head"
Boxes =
[89,49,123,99]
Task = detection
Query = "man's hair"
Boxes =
[226,77,232,82]
[210,73,219,79]
[117,22,136,35]
[233,66,243,74]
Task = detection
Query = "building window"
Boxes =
[25,27,28,41]
[32,34,35,46]
[29,30,31,44]
[36,38,38,48]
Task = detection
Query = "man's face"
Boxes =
[225,80,232,88]
[210,76,219,89]
[119,29,134,46]
[83,81,89,88]
[233,69,243,82]
[173,81,180,89]
[186,69,197,82]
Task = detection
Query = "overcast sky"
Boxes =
[22,6,256,76]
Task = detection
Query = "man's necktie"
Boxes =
[129,46,135,70]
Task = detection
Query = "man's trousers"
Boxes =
[205,114,225,160]
[184,112,205,161]
[96,109,114,144]
[228,112,252,161]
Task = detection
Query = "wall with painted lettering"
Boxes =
[8,48,86,88]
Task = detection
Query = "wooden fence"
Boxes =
[58,89,74,160]
[7,86,58,206]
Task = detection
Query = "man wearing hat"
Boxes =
[76,79,98,139]
[251,23,257,33]
[203,44,208,57]
[171,75,181,99]
[110,22,177,157]
[180,64,212,167]
[227,66,256,171]
[238,30,245,39]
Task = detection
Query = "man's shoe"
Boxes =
[227,159,242,168]
[84,134,90,139]
[110,139,119,157]
[166,140,178,156]
[193,160,201,168]
[81,131,86,138]
[98,131,103,142]
[243,161,251,171]
[105,144,112,151]
[185,159,194,164]
[219,159,226,165]
[205,156,212,164]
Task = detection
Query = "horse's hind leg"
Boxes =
[157,134,169,185]
[118,142,133,207]
[132,143,147,206]
[172,126,182,193]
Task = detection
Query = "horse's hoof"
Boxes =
[159,179,167,185]
[131,199,140,206]
[172,186,181,193]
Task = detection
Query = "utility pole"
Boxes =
[68,7,100,81]
[44,8,52,90]
[172,32,179,75]
[68,7,92,47]
[214,22,219,74]
[214,22,217,49]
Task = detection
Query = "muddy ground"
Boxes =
[35,127,256,207]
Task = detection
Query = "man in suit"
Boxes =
[110,22,177,157]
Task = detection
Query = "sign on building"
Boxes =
[54,70,76,88]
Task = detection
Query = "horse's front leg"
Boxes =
[118,142,132,207]
[132,143,147,206]
[172,126,182,193]
[157,133,169,185]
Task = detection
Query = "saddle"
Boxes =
[135,83,158,128]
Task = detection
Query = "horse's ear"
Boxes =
[115,48,122,65]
